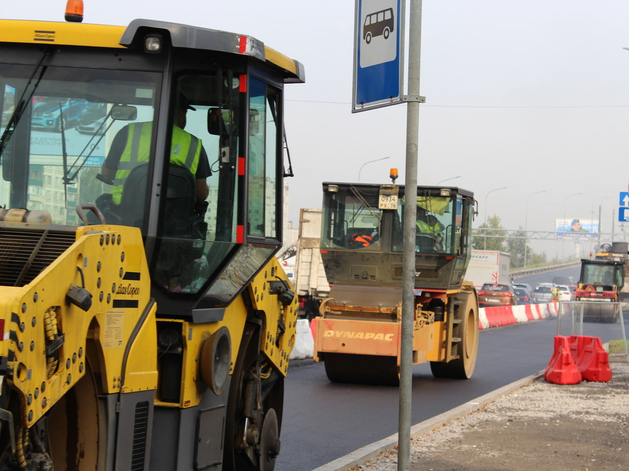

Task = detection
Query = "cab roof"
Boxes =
[0,18,305,84]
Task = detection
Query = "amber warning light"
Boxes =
[65,0,84,23]
[390,168,398,184]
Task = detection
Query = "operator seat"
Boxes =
[118,163,150,228]
[115,163,202,236]
[152,164,208,292]
[162,164,197,237]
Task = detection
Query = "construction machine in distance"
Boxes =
[0,4,304,471]
[312,171,480,385]
[575,242,629,323]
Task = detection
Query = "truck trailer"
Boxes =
[465,250,511,289]
[293,209,330,320]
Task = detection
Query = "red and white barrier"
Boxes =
[479,303,558,330]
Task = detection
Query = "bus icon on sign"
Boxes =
[363,8,394,44]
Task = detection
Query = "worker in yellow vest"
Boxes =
[100,93,211,204]
[416,206,445,251]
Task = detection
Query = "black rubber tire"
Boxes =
[430,291,479,379]
[324,353,400,386]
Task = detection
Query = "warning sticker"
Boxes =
[103,310,125,349]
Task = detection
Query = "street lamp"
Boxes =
[357,156,391,182]
[563,192,583,225]
[484,186,507,225]
[437,176,460,185]
[524,190,546,267]
[592,196,611,247]
[483,186,507,249]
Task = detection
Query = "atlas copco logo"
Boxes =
[115,284,141,296]
[323,330,395,341]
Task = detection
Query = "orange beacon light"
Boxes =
[390,168,398,183]
[65,0,84,23]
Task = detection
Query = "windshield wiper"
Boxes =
[0,49,50,158]
[63,106,116,185]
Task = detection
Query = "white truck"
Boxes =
[294,208,330,319]
[465,250,511,288]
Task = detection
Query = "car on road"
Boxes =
[478,283,519,307]
[512,282,533,293]
[532,283,555,303]
[513,287,533,305]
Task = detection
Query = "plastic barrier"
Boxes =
[289,319,315,360]
[571,335,612,382]
[544,336,582,385]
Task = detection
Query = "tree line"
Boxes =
[472,215,547,269]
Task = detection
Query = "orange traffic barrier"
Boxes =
[569,335,580,360]
[544,336,582,385]
[573,336,612,382]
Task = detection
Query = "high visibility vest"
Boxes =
[111,122,202,204]
[416,219,442,235]
[351,234,374,247]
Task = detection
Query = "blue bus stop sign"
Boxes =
[353,0,403,112]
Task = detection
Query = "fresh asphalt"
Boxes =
[276,313,626,471]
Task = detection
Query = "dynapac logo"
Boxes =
[323,330,395,341]
[115,284,140,296]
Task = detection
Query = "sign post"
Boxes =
[398,2,422,470]
[352,2,423,469]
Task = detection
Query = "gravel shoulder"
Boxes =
[348,360,629,471]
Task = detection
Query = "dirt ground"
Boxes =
[410,414,629,471]
[356,361,629,471]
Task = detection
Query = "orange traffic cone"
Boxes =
[544,336,582,385]
[574,336,612,382]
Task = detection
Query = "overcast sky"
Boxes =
[5,0,629,259]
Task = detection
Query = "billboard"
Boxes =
[555,218,598,238]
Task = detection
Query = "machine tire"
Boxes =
[0,361,100,471]
[223,325,284,471]
[323,353,400,386]
[430,291,479,379]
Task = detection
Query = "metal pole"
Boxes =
[618,304,629,362]
[525,190,546,267]
[399,0,421,470]
[562,192,582,260]
[556,301,562,336]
